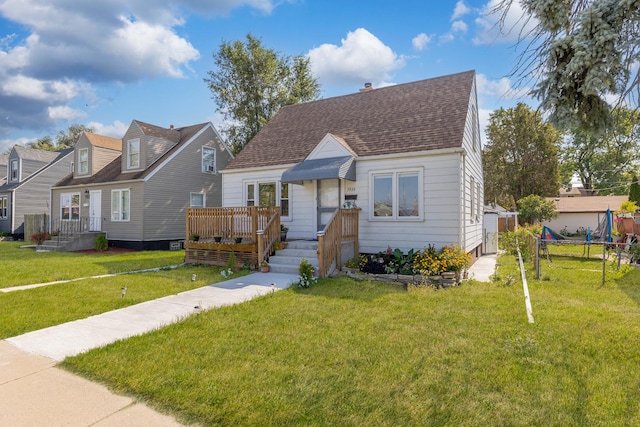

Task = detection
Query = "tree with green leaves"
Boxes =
[494,0,640,132]
[629,175,640,205]
[27,124,94,151]
[483,103,561,209]
[204,34,321,154]
[517,194,558,224]
[560,107,640,195]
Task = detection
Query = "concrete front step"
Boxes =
[269,240,319,275]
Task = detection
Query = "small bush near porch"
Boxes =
[63,254,640,426]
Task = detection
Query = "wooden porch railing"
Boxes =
[317,208,360,278]
[186,207,279,242]
[257,213,280,266]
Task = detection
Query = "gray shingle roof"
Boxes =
[228,70,475,170]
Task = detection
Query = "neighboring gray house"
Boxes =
[0,146,74,238]
[222,70,484,260]
[0,154,7,186]
[52,120,234,250]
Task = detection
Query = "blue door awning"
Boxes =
[281,156,356,185]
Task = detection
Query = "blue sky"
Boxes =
[0,0,536,153]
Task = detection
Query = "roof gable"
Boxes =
[85,132,122,151]
[306,133,356,161]
[228,70,475,170]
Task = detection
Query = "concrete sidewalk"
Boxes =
[1,272,298,426]
[467,253,498,282]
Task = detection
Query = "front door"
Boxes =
[89,190,101,232]
[317,179,340,231]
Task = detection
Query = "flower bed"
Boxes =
[343,245,470,289]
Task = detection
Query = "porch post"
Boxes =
[251,206,258,243]
[257,229,264,269]
[317,231,325,279]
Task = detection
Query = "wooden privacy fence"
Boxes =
[317,208,360,278]
[24,214,48,239]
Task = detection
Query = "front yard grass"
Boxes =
[1,241,185,288]
[1,265,246,338]
[62,254,640,426]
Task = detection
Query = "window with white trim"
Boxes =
[370,170,422,219]
[202,146,216,173]
[111,189,130,221]
[245,180,291,219]
[78,148,89,174]
[280,182,290,217]
[246,183,255,206]
[0,196,7,219]
[476,181,482,222]
[61,193,80,220]
[470,176,475,223]
[471,105,478,151]
[190,192,205,207]
[10,159,18,181]
[127,139,140,169]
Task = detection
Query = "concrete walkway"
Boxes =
[467,252,498,282]
[1,272,298,426]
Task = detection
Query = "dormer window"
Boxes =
[78,148,89,174]
[127,139,140,169]
[10,159,18,181]
[202,146,215,173]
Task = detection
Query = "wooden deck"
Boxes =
[184,207,360,276]
[184,207,280,269]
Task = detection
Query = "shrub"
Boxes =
[94,235,108,251]
[296,258,317,288]
[226,251,237,272]
[30,231,50,245]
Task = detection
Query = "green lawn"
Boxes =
[0,265,244,338]
[61,254,640,426]
[1,241,185,288]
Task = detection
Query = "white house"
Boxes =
[221,70,484,262]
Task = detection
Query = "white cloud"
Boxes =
[473,0,538,45]
[87,120,129,138]
[412,33,432,51]
[0,137,32,154]
[451,20,468,34]
[48,106,87,121]
[308,28,405,86]
[452,1,471,20]
[476,73,530,100]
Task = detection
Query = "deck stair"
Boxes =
[268,240,319,275]
[37,232,105,252]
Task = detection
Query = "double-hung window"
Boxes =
[245,180,291,219]
[10,160,18,181]
[127,139,140,169]
[61,193,80,221]
[78,148,89,175]
[371,170,422,220]
[0,196,7,219]
[470,176,475,223]
[111,189,130,221]
[202,146,216,173]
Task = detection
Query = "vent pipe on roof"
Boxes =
[359,82,373,92]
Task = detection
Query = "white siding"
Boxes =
[460,77,484,254]
[356,153,462,254]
